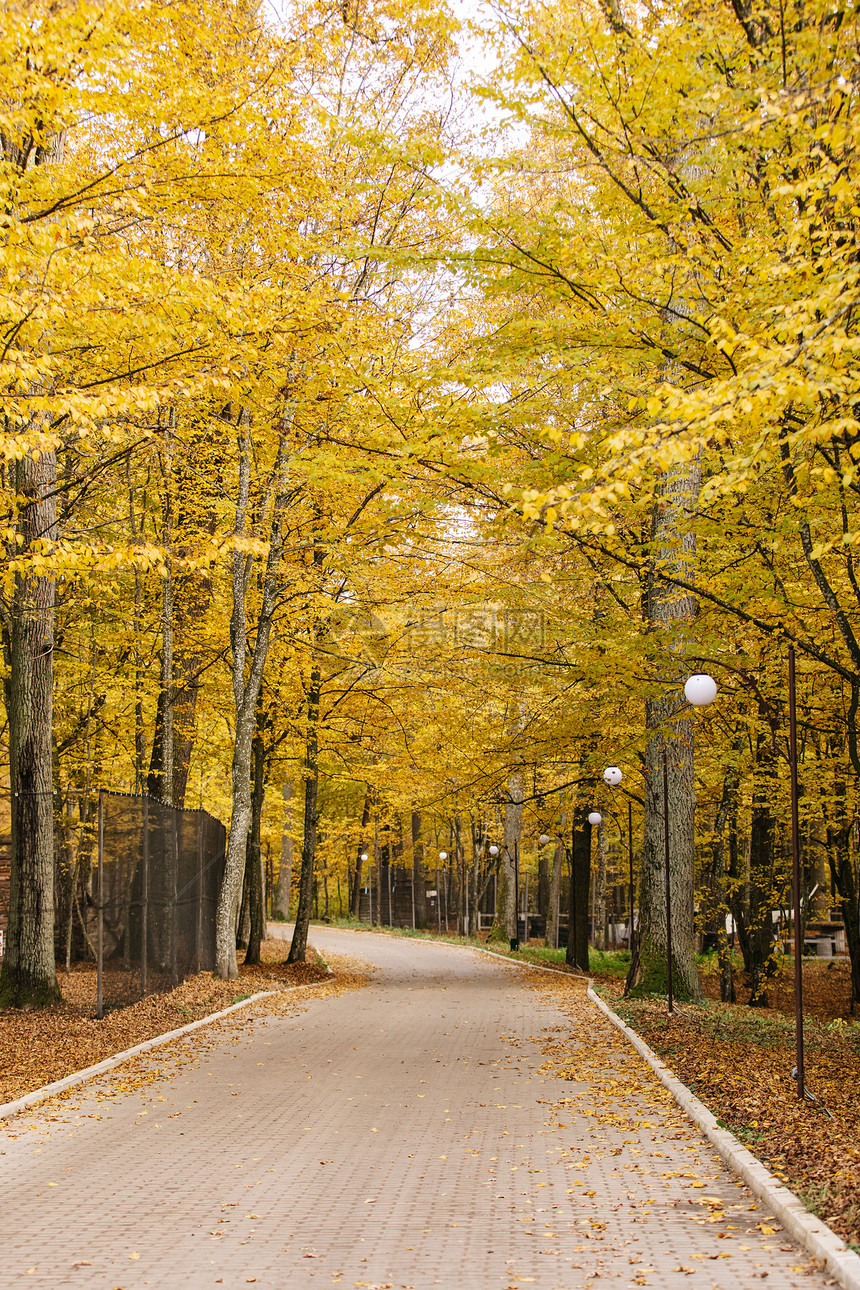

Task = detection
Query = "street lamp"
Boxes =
[603,767,622,787]
[539,833,550,846]
[788,647,805,1102]
[489,844,499,857]
[587,811,602,826]
[685,673,718,707]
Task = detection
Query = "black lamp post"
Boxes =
[512,840,519,951]
[788,646,805,1101]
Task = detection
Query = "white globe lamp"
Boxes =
[588,811,602,826]
[439,850,447,861]
[603,766,622,787]
[684,673,717,707]
[360,853,368,862]
[489,844,499,857]
[539,834,550,846]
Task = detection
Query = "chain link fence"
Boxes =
[96,790,226,1015]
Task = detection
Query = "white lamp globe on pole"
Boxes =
[684,673,717,707]
[360,853,368,862]
[488,844,498,857]
[539,834,550,846]
[587,811,602,826]
[439,851,447,861]
[603,766,622,787]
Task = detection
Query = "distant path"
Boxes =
[0,927,828,1289]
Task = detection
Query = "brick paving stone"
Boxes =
[0,929,832,1290]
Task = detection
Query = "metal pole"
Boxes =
[171,806,179,986]
[663,747,674,1013]
[789,646,805,1100]
[513,839,519,950]
[436,865,441,934]
[196,814,204,972]
[141,795,149,995]
[629,798,635,954]
[524,869,529,943]
[411,863,416,930]
[97,790,104,1020]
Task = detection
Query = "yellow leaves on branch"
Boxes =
[466,0,860,554]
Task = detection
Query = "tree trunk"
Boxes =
[412,810,426,926]
[127,462,146,794]
[288,664,321,964]
[566,804,592,971]
[634,458,704,1003]
[371,814,381,925]
[243,702,267,965]
[537,845,550,918]
[0,129,64,1007]
[545,814,566,949]
[709,747,742,1003]
[746,722,778,1005]
[824,776,860,1013]
[829,829,860,1012]
[146,571,211,807]
[215,411,292,979]
[454,814,465,935]
[594,814,607,951]
[271,776,295,920]
[0,446,61,1006]
[375,820,387,926]
[499,769,522,943]
[147,413,176,803]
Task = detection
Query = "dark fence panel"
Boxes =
[97,790,226,1014]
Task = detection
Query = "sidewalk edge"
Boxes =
[587,984,860,1290]
[0,974,334,1124]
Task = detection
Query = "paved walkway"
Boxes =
[0,929,830,1289]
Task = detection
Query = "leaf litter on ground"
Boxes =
[591,958,860,1251]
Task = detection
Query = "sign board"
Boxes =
[426,890,437,897]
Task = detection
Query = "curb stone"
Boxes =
[0,973,334,1124]
[588,984,860,1290]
